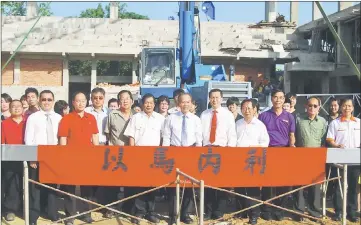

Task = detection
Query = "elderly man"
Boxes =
[124,93,165,224]
[327,98,360,222]
[293,97,327,221]
[235,99,269,225]
[163,93,202,224]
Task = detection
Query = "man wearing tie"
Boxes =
[163,93,202,224]
[25,90,62,225]
[200,89,237,220]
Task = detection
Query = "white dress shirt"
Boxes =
[85,106,109,144]
[168,107,180,114]
[162,111,202,146]
[124,111,165,146]
[236,117,270,147]
[200,107,237,147]
[25,110,62,145]
[327,117,360,148]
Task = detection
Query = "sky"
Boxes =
[48,1,359,26]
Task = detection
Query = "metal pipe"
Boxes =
[176,169,181,225]
[199,180,204,225]
[342,165,348,225]
[23,161,29,225]
[177,169,201,184]
[322,166,332,216]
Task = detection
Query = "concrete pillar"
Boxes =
[91,59,97,90]
[14,57,20,85]
[109,2,119,20]
[62,58,69,101]
[336,22,353,64]
[312,2,322,21]
[132,60,138,84]
[26,2,38,18]
[265,1,277,22]
[321,74,330,94]
[338,2,353,11]
[284,63,291,94]
[290,1,299,25]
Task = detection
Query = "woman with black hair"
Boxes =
[54,100,69,117]
[1,93,12,120]
[156,95,170,117]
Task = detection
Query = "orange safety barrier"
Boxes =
[38,146,327,187]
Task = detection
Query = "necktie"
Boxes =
[45,113,55,145]
[181,115,187,146]
[209,110,217,144]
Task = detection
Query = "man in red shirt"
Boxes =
[58,91,99,225]
[1,100,25,222]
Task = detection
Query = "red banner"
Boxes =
[38,146,327,187]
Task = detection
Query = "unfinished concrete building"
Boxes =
[1,2,359,103]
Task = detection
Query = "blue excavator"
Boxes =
[138,1,252,112]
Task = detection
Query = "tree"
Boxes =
[1,2,53,16]
[70,3,148,77]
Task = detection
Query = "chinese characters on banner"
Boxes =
[38,146,327,187]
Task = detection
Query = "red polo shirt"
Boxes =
[58,111,99,146]
[1,117,26,144]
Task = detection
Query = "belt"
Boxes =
[171,143,196,147]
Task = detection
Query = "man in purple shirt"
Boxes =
[258,89,296,221]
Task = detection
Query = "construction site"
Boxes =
[1,1,361,225]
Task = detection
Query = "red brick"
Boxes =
[20,59,63,86]
[1,56,14,85]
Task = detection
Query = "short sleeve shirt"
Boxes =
[104,110,134,146]
[326,117,360,148]
[296,114,327,147]
[258,109,296,147]
[1,117,26,144]
[58,111,99,146]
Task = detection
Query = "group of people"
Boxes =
[1,86,360,225]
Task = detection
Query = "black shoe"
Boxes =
[146,214,160,223]
[181,215,193,224]
[274,214,284,221]
[131,218,140,225]
[204,213,211,221]
[5,212,15,221]
[260,212,272,221]
[248,217,257,225]
[79,215,94,223]
[104,210,115,218]
[308,209,322,218]
[348,215,360,223]
[333,213,342,221]
[211,213,222,220]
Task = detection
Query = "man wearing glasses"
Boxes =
[293,97,327,221]
[85,87,109,146]
[258,89,296,221]
[25,90,62,225]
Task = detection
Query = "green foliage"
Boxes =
[1,2,52,16]
[70,3,147,77]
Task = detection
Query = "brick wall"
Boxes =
[20,59,63,86]
[1,57,14,85]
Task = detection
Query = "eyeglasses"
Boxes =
[41,98,53,102]
[308,104,319,108]
[92,96,104,100]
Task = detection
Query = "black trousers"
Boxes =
[60,185,98,222]
[2,162,23,214]
[261,186,289,217]
[205,188,228,218]
[333,165,360,217]
[168,188,193,219]
[130,187,156,217]
[293,184,321,213]
[235,187,261,219]
[101,186,128,213]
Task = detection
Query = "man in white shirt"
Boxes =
[85,87,109,145]
[168,88,185,114]
[124,93,165,224]
[163,93,202,224]
[235,99,269,225]
[327,98,360,222]
[200,88,237,220]
[25,90,62,224]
